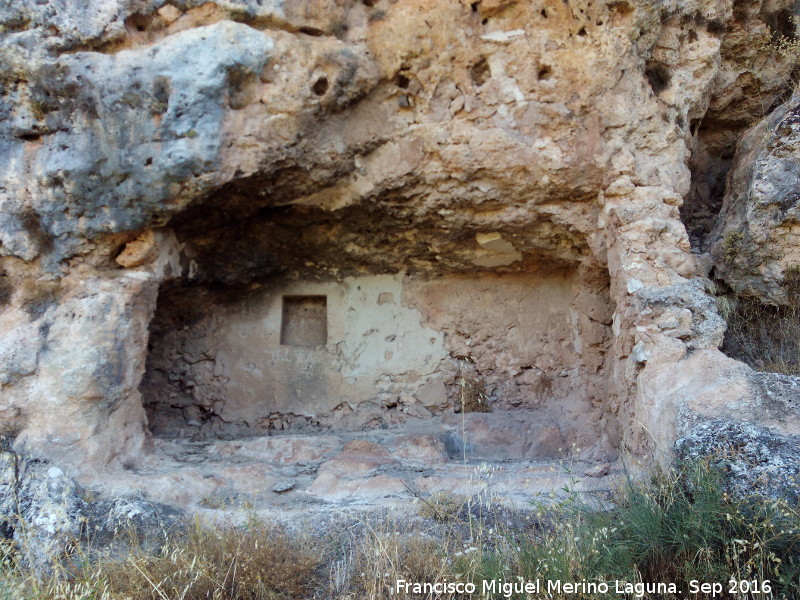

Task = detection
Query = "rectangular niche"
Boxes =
[280,296,327,347]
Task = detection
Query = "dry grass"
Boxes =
[459,376,490,413]
[106,519,321,600]
[4,461,800,599]
[349,523,455,600]
[720,269,800,375]
[772,16,800,62]
[416,491,468,523]
[1,518,324,600]
[340,460,800,599]
[722,297,800,374]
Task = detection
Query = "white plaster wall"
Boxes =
[147,274,448,429]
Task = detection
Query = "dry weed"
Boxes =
[101,518,322,600]
[721,268,800,375]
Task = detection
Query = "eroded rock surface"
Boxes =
[677,418,800,501]
[0,0,799,513]
[0,445,179,569]
[710,89,800,305]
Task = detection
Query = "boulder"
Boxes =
[0,446,181,570]
[710,89,800,306]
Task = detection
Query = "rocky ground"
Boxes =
[2,413,623,569]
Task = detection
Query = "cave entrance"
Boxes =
[137,192,618,484]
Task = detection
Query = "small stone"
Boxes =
[116,230,157,268]
[157,4,182,25]
[585,464,610,478]
[271,480,295,493]
[632,341,651,364]
[605,176,636,196]
[480,29,525,43]
[626,278,643,294]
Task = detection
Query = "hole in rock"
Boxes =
[681,117,738,249]
[312,76,329,96]
[644,62,671,95]
[299,26,325,37]
[151,76,171,114]
[124,12,157,35]
[537,65,552,80]
[608,1,633,15]
[764,8,797,41]
[470,57,491,87]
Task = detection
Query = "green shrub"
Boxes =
[464,459,800,599]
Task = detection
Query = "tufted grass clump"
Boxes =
[347,459,800,599]
[569,460,800,595]
[462,459,800,599]
[101,518,322,599]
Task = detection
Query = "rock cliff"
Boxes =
[1,0,799,534]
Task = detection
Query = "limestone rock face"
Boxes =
[677,418,800,502]
[0,450,86,570]
[710,90,800,305]
[638,348,800,475]
[0,0,798,504]
[0,445,179,569]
